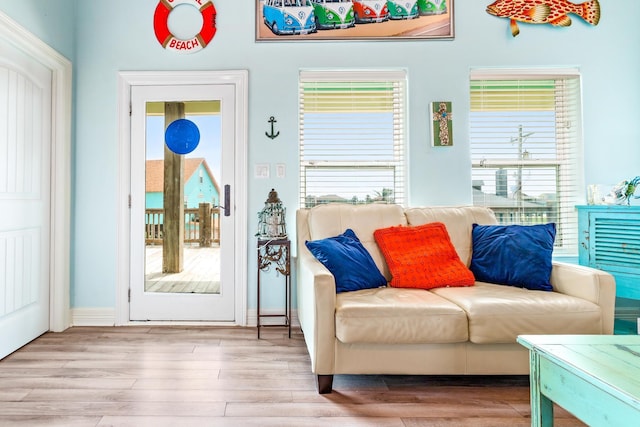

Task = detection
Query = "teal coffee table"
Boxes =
[518,335,640,427]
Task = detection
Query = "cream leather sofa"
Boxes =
[296,203,616,393]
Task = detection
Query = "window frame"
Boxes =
[298,69,408,208]
[469,68,584,256]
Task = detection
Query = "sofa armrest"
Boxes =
[550,261,616,334]
[297,246,337,375]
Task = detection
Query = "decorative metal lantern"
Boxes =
[257,188,287,238]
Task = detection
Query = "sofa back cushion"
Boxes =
[307,203,407,279]
[404,206,497,266]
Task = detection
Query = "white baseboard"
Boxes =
[247,308,299,328]
[70,307,298,329]
[71,308,117,326]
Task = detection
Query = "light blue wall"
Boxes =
[1,1,639,312]
[0,0,75,60]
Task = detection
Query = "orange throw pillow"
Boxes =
[373,222,475,289]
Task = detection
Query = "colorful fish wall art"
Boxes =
[486,0,601,37]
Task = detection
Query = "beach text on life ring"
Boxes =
[154,0,216,53]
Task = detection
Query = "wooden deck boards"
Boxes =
[145,245,220,294]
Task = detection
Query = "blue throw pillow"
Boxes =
[305,229,387,293]
[470,223,556,291]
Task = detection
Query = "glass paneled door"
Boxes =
[129,84,236,321]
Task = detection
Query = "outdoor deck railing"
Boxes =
[145,203,220,246]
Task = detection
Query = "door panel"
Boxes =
[0,42,51,359]
[129,84,235,321]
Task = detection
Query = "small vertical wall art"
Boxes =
[431,101,453,147]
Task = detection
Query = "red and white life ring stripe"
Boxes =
[153,0,217,53]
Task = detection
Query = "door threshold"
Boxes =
[126,320,241,327]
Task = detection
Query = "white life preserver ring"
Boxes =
[153,0,217,53]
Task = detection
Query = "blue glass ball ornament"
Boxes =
[165,119,200,155]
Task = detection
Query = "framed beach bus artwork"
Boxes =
[256,0,454,41]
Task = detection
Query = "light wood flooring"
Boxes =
[145,246,220,294]
[0,326,586,426]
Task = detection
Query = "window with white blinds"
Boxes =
[299,70,407,208]
[469,69,583,254]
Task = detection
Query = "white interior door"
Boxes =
[130,84,236,321]
[0,40,52,358]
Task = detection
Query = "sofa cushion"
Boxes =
[432,283,604,344]
[405,206,498,266]
[335,287,469,344]
[374,222,475,289]
[305,229,387,293]
[470,223,556,291]
[307,203,407,280]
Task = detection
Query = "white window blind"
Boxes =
[469,68,583,254]
[299,70,407,208]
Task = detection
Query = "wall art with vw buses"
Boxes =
[256,0,453,41]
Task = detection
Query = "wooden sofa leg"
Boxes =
[316,375,333,394]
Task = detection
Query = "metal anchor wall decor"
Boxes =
[265,116,280,140]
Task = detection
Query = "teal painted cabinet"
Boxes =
[577,205,640,299]
[577,205,640,334]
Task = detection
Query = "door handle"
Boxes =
[224,184,230,217]
[214,185,231,216]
